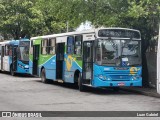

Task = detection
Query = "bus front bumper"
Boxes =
[92,77,142,87]
[17,67,29,74]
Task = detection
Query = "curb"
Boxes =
[120,88,160,98]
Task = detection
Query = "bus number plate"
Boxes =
[118,82,125,86]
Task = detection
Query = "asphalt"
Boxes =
[120,87,160,98]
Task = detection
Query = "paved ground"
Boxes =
[121,86,160,98]
[0,72,160,119]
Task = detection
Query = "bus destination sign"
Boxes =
[19,41,30,46]
[98,29,141,39]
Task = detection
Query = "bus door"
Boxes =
[33,45,40,75]
[82,41,93,85]
[1,46,4,70]
[12,45,18,71]
[56,43,65,79]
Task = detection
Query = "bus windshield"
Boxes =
[18,41,29,62]
[95,39,141,66]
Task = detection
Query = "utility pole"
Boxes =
[157,23,160,94]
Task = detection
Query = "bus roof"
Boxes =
[30,27,141,40]
[9,39,30,45]
[0,41,10,45]
[31,29,95,40]
[0,39,30,46]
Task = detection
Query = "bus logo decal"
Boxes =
[130,67,138,75]
[66,55,74,71]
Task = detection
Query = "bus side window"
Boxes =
[5,45,9,56]
[48,38,55,55]
[41,39,47,55]
[67,36,74,54]
[8,45,12,56]
[75,35,82,55]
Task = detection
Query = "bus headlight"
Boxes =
[106,76,111,81]
[98,75,111,80]
[24,65,29,69]
[131,76,141,80]
[18,64,24,69]
[98,75,104,80]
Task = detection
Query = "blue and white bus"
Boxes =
[0,39,30,75]
[29,28,142,91]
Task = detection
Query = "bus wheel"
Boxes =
[41,69,48,83]
[10,65,15,76]
[78,73,85,92]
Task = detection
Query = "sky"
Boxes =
[76,21,93,31]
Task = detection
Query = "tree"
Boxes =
[0,0,44,39]
[126,0,160,86]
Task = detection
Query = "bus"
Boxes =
[29,28,142,91]
[0,39,30,76]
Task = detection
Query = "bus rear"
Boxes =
[92,28,142,88]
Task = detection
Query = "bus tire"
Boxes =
[78,73,85,92]
[41,68,49,83]
[10,65,15,76]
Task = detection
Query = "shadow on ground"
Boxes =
[0,72,141,96]
[0,71,35,78]
[34,79,140,96]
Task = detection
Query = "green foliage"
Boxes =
[0,0,160,41]
[0,0,44,39]
[126,0,160,48]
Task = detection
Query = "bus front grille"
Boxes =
[104,71,138,81]
[110,75,131,81]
